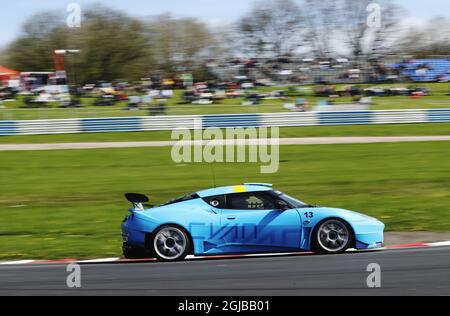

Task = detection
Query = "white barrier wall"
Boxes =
[0,109,449,136]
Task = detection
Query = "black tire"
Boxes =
[122,242,151,259]
[311,218,354,255]
[150,225,191,262]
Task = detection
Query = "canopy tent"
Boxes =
[0,65,19,81]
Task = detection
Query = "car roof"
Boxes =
[196,184,273,198]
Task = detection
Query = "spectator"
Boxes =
[295,98,307,112]
[126,95,141,110]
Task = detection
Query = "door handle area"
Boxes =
[227,217,236,220]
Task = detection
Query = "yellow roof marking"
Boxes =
[233,185,247,193]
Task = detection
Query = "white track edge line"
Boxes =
[1,241,449,265]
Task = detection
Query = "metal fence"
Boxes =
[1,109,449,136]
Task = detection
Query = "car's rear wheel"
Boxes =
[151,226,191,262]
[312,219,353,254]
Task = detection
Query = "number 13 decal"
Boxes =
[304,212,314,218]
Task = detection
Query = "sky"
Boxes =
[0,0,449,47]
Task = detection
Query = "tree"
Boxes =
[6,11,68,72]
[5,7,220,83]
[299,0,403,58]
[337,0,403,58]
[236,0,303,58]
[5,6,152,83]
[73,7,152,83]
[0,48,8,65]
[395,17,450,57]
[301,0,339,58]
[147,14,217,79]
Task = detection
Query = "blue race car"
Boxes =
[122,184,385,261]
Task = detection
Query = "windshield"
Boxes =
[271,190,309,208]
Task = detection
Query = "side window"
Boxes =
[228,192,276,210]
[203,195,227,209]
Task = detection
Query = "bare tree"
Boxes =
[236,0,401,59]
[236,0,304,58]
[395,17,450,57]
[337,0,403,58]
[301,0,339,58]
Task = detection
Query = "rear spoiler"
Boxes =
[125,193,150,211]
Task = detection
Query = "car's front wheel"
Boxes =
[151,226,191,262]
[312,219,353,254]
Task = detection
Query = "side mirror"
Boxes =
[275,200,290,211]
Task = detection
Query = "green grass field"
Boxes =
[1,122,450,144]
[0,141,449,260]
[1,82,449,120]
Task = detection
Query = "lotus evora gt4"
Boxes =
[122,184,385,261]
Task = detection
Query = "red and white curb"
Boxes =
[1,241,449,266]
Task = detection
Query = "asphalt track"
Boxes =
[1,136,450,151]
[1,247,449,296]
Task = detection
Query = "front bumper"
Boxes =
[354,220,385,249]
